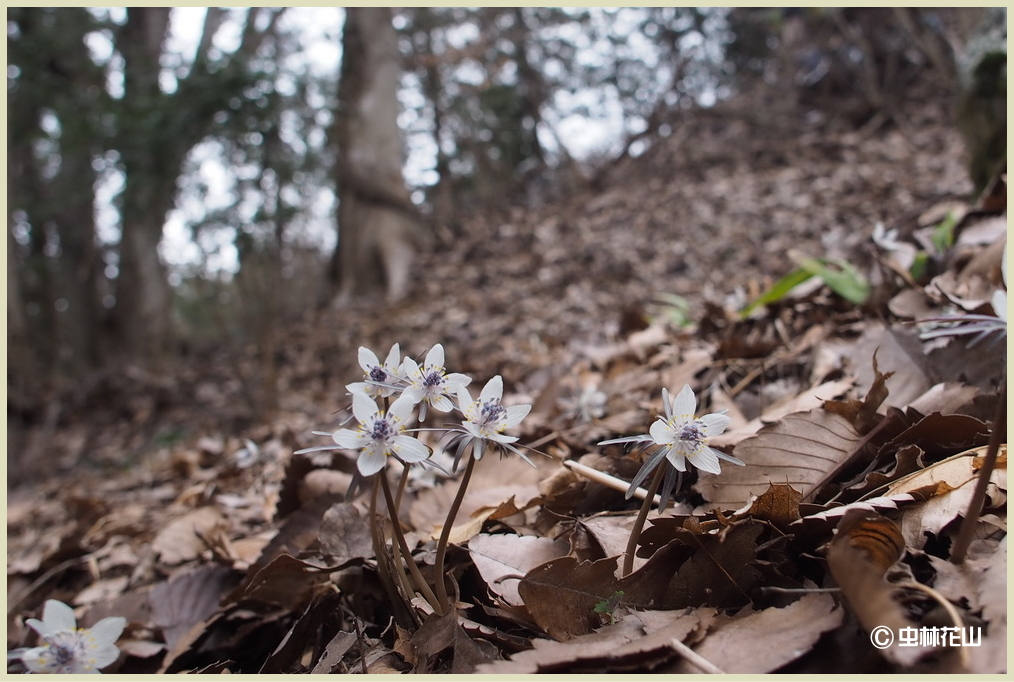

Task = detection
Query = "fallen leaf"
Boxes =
[696,408,862,509]
[467,533,568,606]
[151,507,227,565]
[667,593,843,673]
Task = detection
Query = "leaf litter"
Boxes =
[6,94,1006,674]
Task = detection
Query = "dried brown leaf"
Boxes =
[467,533,568,606]
[150,565,235,649]
[318,502,373,562]
[696,408,862,509]
[151,506,227,565]
[667,593,843,674]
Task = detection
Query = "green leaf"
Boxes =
[740,268,814,318]
[789,251,870,305]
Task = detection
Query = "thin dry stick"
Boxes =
[622,464,666,577]
[433,452,477,614]
[669,637,726,674]
[898,580,971,669]
[564,459,661,504]
[951,380,1006,564]
[380,473,441,611]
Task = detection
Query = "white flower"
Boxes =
[21,599,126,674]
[347,344,405,398]
[401,344,471,421]
[444,375,533,470]
[326,390,430,476]
[600,384,744,508]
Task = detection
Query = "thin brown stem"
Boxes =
[433,452,477,614]
[395,463,410,512]
[380,472,441,610]
[369,477,414,628]
[622,464,666,577]
[951,379,1006,564]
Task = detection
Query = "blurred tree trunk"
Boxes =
[114,7,176,364]
[330,7,418,303]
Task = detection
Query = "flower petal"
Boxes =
[428,394,455,413]
[504,404,532,428]
[479,375,503,402]
[671,384,697,419]
[424,343,444,369]
[357,447,387,476]
[358,346,380,374]
[667,450,688,472]
[86,617,127,649]
[332,428,368,449]
[393,435,430,462]
[42,599,77,633]
[386,392,417,424]
[700,412,731,437]
[691,447,722,475]
[649,418,676,445]
[444,373,472,391]
[383,343,401,369]
[350,390,379,425]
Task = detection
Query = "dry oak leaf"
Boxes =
[666,593,843,674]
[151,506,227,565]
[467,533,569,606]
[695,408,861,510]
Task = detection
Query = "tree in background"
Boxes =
[329,7,419,303]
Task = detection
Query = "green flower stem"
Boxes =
[622,464,666,577]
[380,471,441,611]
[433,452,477,614]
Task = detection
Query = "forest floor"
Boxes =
[6,88,1007,675]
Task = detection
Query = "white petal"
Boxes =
[42,600,77,633]
[86,617,127,649]
[346,381,378,398]
[650,418,676,445]
[504,404,531,428]
[357,447,387,476]
[661,387,673,420]
[350,390,379,425]
[401,357,422,381]
[457,386,474,413]
[444,373,472,391]
[692,447,722,475]
[667,451,688,472]
[488,432,518,444]
[384,343,401,368]
[401,386,426,406]
[332,428,368,449]
[700,412,731,437]
[21,647,58,673]
[88,642,121,669]
[425,343,444,369]
[428,394,455,412]
[393,435,430,462]
[358,346,380,373]
[671,384,697,419]
[479,375,503,402]
[387,392,417,423]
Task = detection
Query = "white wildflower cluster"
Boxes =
[296,343,533,477]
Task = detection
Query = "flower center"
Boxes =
[478,398,506,428]
[678,419,705,445]
[368,366,388,383]
[46,631,81,667]
[368,417,395,442]
[422,370,443,390]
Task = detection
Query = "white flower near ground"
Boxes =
[21,599,126,674]
[446,375,532,468]
[330,390,431,476]
[401,344,471,420]
[600,384,744,508]
[347,344,405,398]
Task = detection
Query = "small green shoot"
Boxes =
[593,591,625,624]
[740,249,870,318]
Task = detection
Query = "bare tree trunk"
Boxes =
[331,7,419,304]
[113,7,175,364]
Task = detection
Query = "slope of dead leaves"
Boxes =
[6,90,1007,674]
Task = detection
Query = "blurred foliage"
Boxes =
[7,7,993,412]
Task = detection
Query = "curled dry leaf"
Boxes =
[825,510,930,667]
[151,506,227,565]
